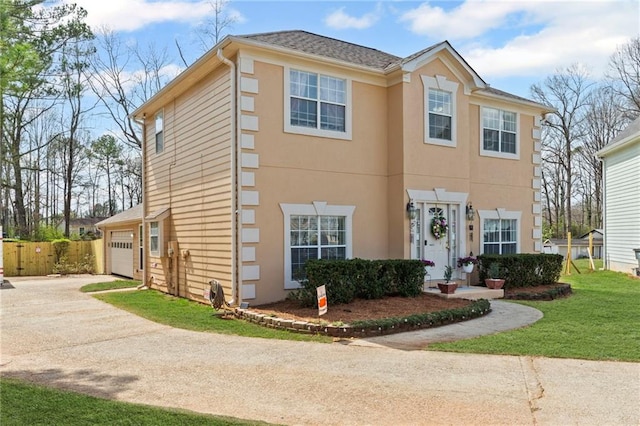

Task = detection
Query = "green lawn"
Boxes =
[0,378,274,426]
[429,267,640,362]
[94,289,332,343]
[80,280,141,293]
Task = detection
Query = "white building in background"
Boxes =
[597,117,640,275]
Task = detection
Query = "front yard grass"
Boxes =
[80,279,140,293]
[0,378,273,426]
[429,267,640,362]
[93,289,332,343]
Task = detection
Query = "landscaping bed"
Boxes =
[243,294,491,338]
[503,283,572,300]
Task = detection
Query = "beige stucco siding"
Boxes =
[243,60,391,303]
[144,65,233,300]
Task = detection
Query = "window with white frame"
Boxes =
[139,224,144,270]
[428,89,452,141]
[149,221,160,256]
[280,203,355,288]
[421,75,458,147]
[483,219,517,254]
[155,111,164,154]
[285,69,351,139]
[479,209,521,255]
[481,107,518,157]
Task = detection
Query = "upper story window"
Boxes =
[481,107,518,159]
[428,89,452,140]
[285,68,352,140]
[421,75,458,147]
[155,111,164,154]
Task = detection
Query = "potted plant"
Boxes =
[457,255,478,273]
[422,259,435,286]
[484,262,505,289]
[438,265,457,294]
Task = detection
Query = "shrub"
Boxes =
[51,238,71,263]
[297,259,425,307]
[478,253,563,289]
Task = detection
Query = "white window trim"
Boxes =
[280,202,355,289]
[421,75,458,147]
[149,221,164,257]
[478,208,522,254]
[138,224,144,271]
[480,106,520,160]
[155,110,164,154]
[284,67,353,140]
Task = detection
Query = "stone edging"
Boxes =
[232,299,492,338]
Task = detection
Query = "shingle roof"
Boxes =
[610,115,640,145]
[96,204,142,227]
[235,30,544,106]
[237,30,401,70]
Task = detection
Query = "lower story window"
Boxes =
[280,202,355,289]
[149,222,159,255]
[290,215,346,280]
[483,219,517,254]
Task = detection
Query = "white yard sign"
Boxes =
[317,285,327,316]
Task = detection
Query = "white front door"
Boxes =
[413,203,459,280]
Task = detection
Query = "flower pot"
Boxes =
[462,263,474,273]
[438,283,457,294]
[485,278,505,289]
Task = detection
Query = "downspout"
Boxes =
[134,115,148,287]
[217,48,240,305]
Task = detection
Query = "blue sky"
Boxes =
[64,0,638,99]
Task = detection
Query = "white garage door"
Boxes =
[111,230,134,278]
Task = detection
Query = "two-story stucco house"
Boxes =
[132,30,551,306]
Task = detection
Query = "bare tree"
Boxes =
[175,0,238,66]
[607,37,640,119]
[578,86,628,229]
[532,64,594,236]
[88,28,177,150]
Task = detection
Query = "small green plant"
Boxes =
[443,265,453,283]
[51,238,71,262]
[487,262,502,279]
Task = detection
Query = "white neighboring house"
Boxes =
[596,116,640,275]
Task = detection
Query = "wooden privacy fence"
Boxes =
[2,240,104,276]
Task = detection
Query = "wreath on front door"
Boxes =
[430,211,448,240]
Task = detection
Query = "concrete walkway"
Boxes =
[346,301,543,350]
[1,275,638,425]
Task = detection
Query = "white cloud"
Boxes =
[325,3,383,30]
[400,0,526,40]
[400,0,639,80]
[60,0,224,32]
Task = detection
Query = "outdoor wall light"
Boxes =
[406,201,417,220]
[466,202,475,221]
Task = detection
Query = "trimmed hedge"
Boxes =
[477,253,563,289]
[298,259,425,307]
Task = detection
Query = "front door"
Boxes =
[413,204,458,279]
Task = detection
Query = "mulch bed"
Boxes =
[504,283,572,300]
[251,293,473,324]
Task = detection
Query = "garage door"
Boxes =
[111,230,133,278]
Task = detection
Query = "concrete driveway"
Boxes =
[1,275,638,425]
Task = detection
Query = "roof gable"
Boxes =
[397,41,486,91]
